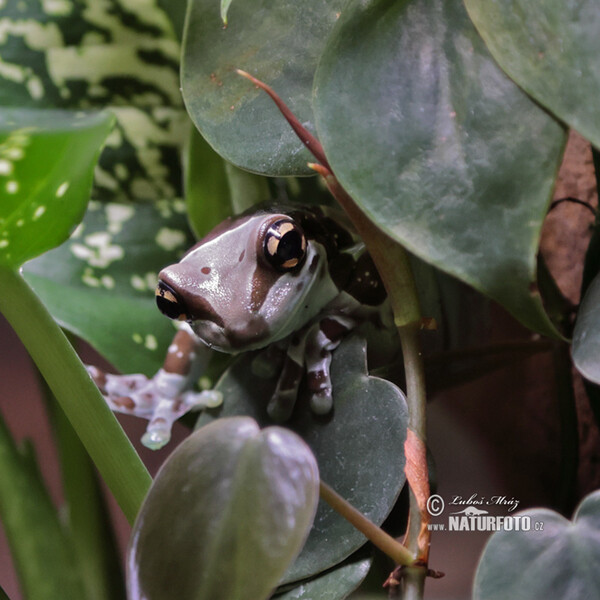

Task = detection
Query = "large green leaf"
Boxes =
[197,335,408,584]
[312,0,566,337]
[0,414,86,600]
[24,200,195,375]
[473,490,600,600]
[181,0,346,175]
[0,109,112,268]
[572,272,600,384]
[128,417,319,600]
[464,0,600,149]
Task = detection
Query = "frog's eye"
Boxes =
[155,281,188,321]
[263,219,307,271]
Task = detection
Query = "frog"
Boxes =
[88,203,392,449]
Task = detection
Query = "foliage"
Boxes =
[129,418,320,600]
[0,0,600,599]
[474,490,600,600]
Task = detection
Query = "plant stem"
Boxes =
[313,167,431,568]
[319,481,415,566]
[402,568,426,600]
[0,266,151,524]
[236,71,432,591]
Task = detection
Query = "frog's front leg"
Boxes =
[87,329,221,449]
[267,315,356,421]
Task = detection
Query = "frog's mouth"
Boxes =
[190,314,270,353]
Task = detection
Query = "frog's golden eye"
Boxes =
[263,219,307,271]
[155,281,188,321]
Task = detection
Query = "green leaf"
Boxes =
[220,0,234,25]
[0,584,9,600]
[274,551,372,600]
[473,490,600,600]
[0,414,86,600]
[181,0,346,175]
[197,335,408,584]
[0,267,152,524]
[128,417,319,600]
[0,109,113,268]
[464,0,600,149]
[23,200,195,375]
[573,272,600,384]
[312,0,566,337]
[48,395,126,600]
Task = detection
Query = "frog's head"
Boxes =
[155,210,338,352]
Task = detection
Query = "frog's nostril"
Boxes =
[155,280,188,321]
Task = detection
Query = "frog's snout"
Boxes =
[155,280,189,322]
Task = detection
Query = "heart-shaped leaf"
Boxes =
[473,490,600,600]
[24,200,195,375]
[572,273,600,384]
[0,109,113,268]
[128,417,319,600]
[464,0,600,149]
[181,0,346,175]
[197,335,408,584]
[312,0,566,337]
[274,551,372,600]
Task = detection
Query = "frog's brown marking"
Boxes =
[249,263,283,312]
[164,329,197,375]
[321,317,351,343]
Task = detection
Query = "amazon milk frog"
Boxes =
[88,204,392,448]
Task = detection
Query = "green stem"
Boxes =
[236,72,431,592]
[319,481,415,567]
[316,170,430,566]
[0,266,151,523]
[47,385,126,600]
[402,567,426,600]
[398,322,429,562]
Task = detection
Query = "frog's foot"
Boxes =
[304,315,355,415]
[86,366,222,449]
[140,389,223,449]
[267,315,355,421]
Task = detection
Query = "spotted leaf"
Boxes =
[24,200,195,375]
[0,0,187,203]
[0,108,112,269]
